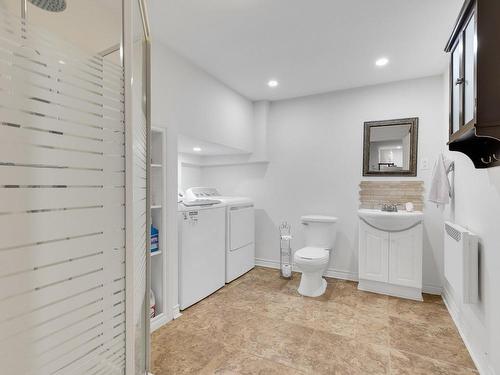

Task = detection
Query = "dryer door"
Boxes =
[229,205,255,251]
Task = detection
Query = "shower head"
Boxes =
[28,0,66,12]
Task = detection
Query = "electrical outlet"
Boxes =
[421,157,429,170]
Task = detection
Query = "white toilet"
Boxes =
[294,215,338,297]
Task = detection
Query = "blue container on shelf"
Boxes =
[151,225,159,253]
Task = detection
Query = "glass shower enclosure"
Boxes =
[0,0,151,374]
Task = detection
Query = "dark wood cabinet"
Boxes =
[445,0,500,168]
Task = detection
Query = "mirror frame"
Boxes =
[362,117,419,177]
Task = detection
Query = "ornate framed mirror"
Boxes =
[363,117,418,177]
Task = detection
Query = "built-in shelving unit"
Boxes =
[150,128,168,332]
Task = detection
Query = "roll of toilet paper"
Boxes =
[282,264,292,278]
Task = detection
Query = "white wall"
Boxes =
[444,154,500,375]
[151,42,254,152]
[442,72,500,375]
[178,154,202,193]
[202,75,446,291]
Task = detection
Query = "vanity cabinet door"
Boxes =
[359,221,389,282]
[388,224,423,288]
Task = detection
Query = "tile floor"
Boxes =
[151,267,477,374]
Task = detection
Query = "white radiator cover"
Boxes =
[444,221,479,304]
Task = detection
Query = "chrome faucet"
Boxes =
[381,203,398,212]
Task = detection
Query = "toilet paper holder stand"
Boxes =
[279,222,293,279]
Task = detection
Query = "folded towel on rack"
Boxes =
[429,154,454,207]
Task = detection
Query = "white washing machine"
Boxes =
[185,188,255,283]
[178,199,226,310]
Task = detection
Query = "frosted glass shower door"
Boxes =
[0,7,127,375]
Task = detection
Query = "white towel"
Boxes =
[428,154,454,206]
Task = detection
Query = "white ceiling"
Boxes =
[150,0,462,101]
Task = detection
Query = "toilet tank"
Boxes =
[301,215,338,249]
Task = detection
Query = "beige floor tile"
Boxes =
[353,311,390,346]
[389,349,479,375]
[300,330,390,374]
[327,279,366,309]
[238,317,315,369]
[389,316,476,369]
[282,298,357,338]
[388,296,453,326]
[151,331,225,375]
[180,305,262,352]
[201,350,306,375]
[355,290,389,320]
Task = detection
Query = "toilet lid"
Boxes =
[295,247,329,260]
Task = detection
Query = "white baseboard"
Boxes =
[150,313,168,333]
[422,284,443,295]
[442,285,494,375]
[323,267,358,282]
[358,279,423,301]
[172,304,182,319]
[255,257,280,270]
[255,257,358,282]
[255,258,441,293]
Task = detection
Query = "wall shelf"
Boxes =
[150,127,168,332]
[181,160,269,168]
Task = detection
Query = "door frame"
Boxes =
[124,0,152,374]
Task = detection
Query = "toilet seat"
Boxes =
[295,247,329,263]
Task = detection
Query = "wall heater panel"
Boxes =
[444,221,479,304]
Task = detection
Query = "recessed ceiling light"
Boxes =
[375,57,389,67]
[58,60,66,65]
[267,80,279,88]
[193,147,202,152]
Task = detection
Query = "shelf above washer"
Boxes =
[181,160,269,168]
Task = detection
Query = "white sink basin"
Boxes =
[358,209,423,231]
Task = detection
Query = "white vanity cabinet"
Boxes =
[359,223,389,283]
[358,217,423,301]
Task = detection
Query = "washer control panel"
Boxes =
[185,187,221,200]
